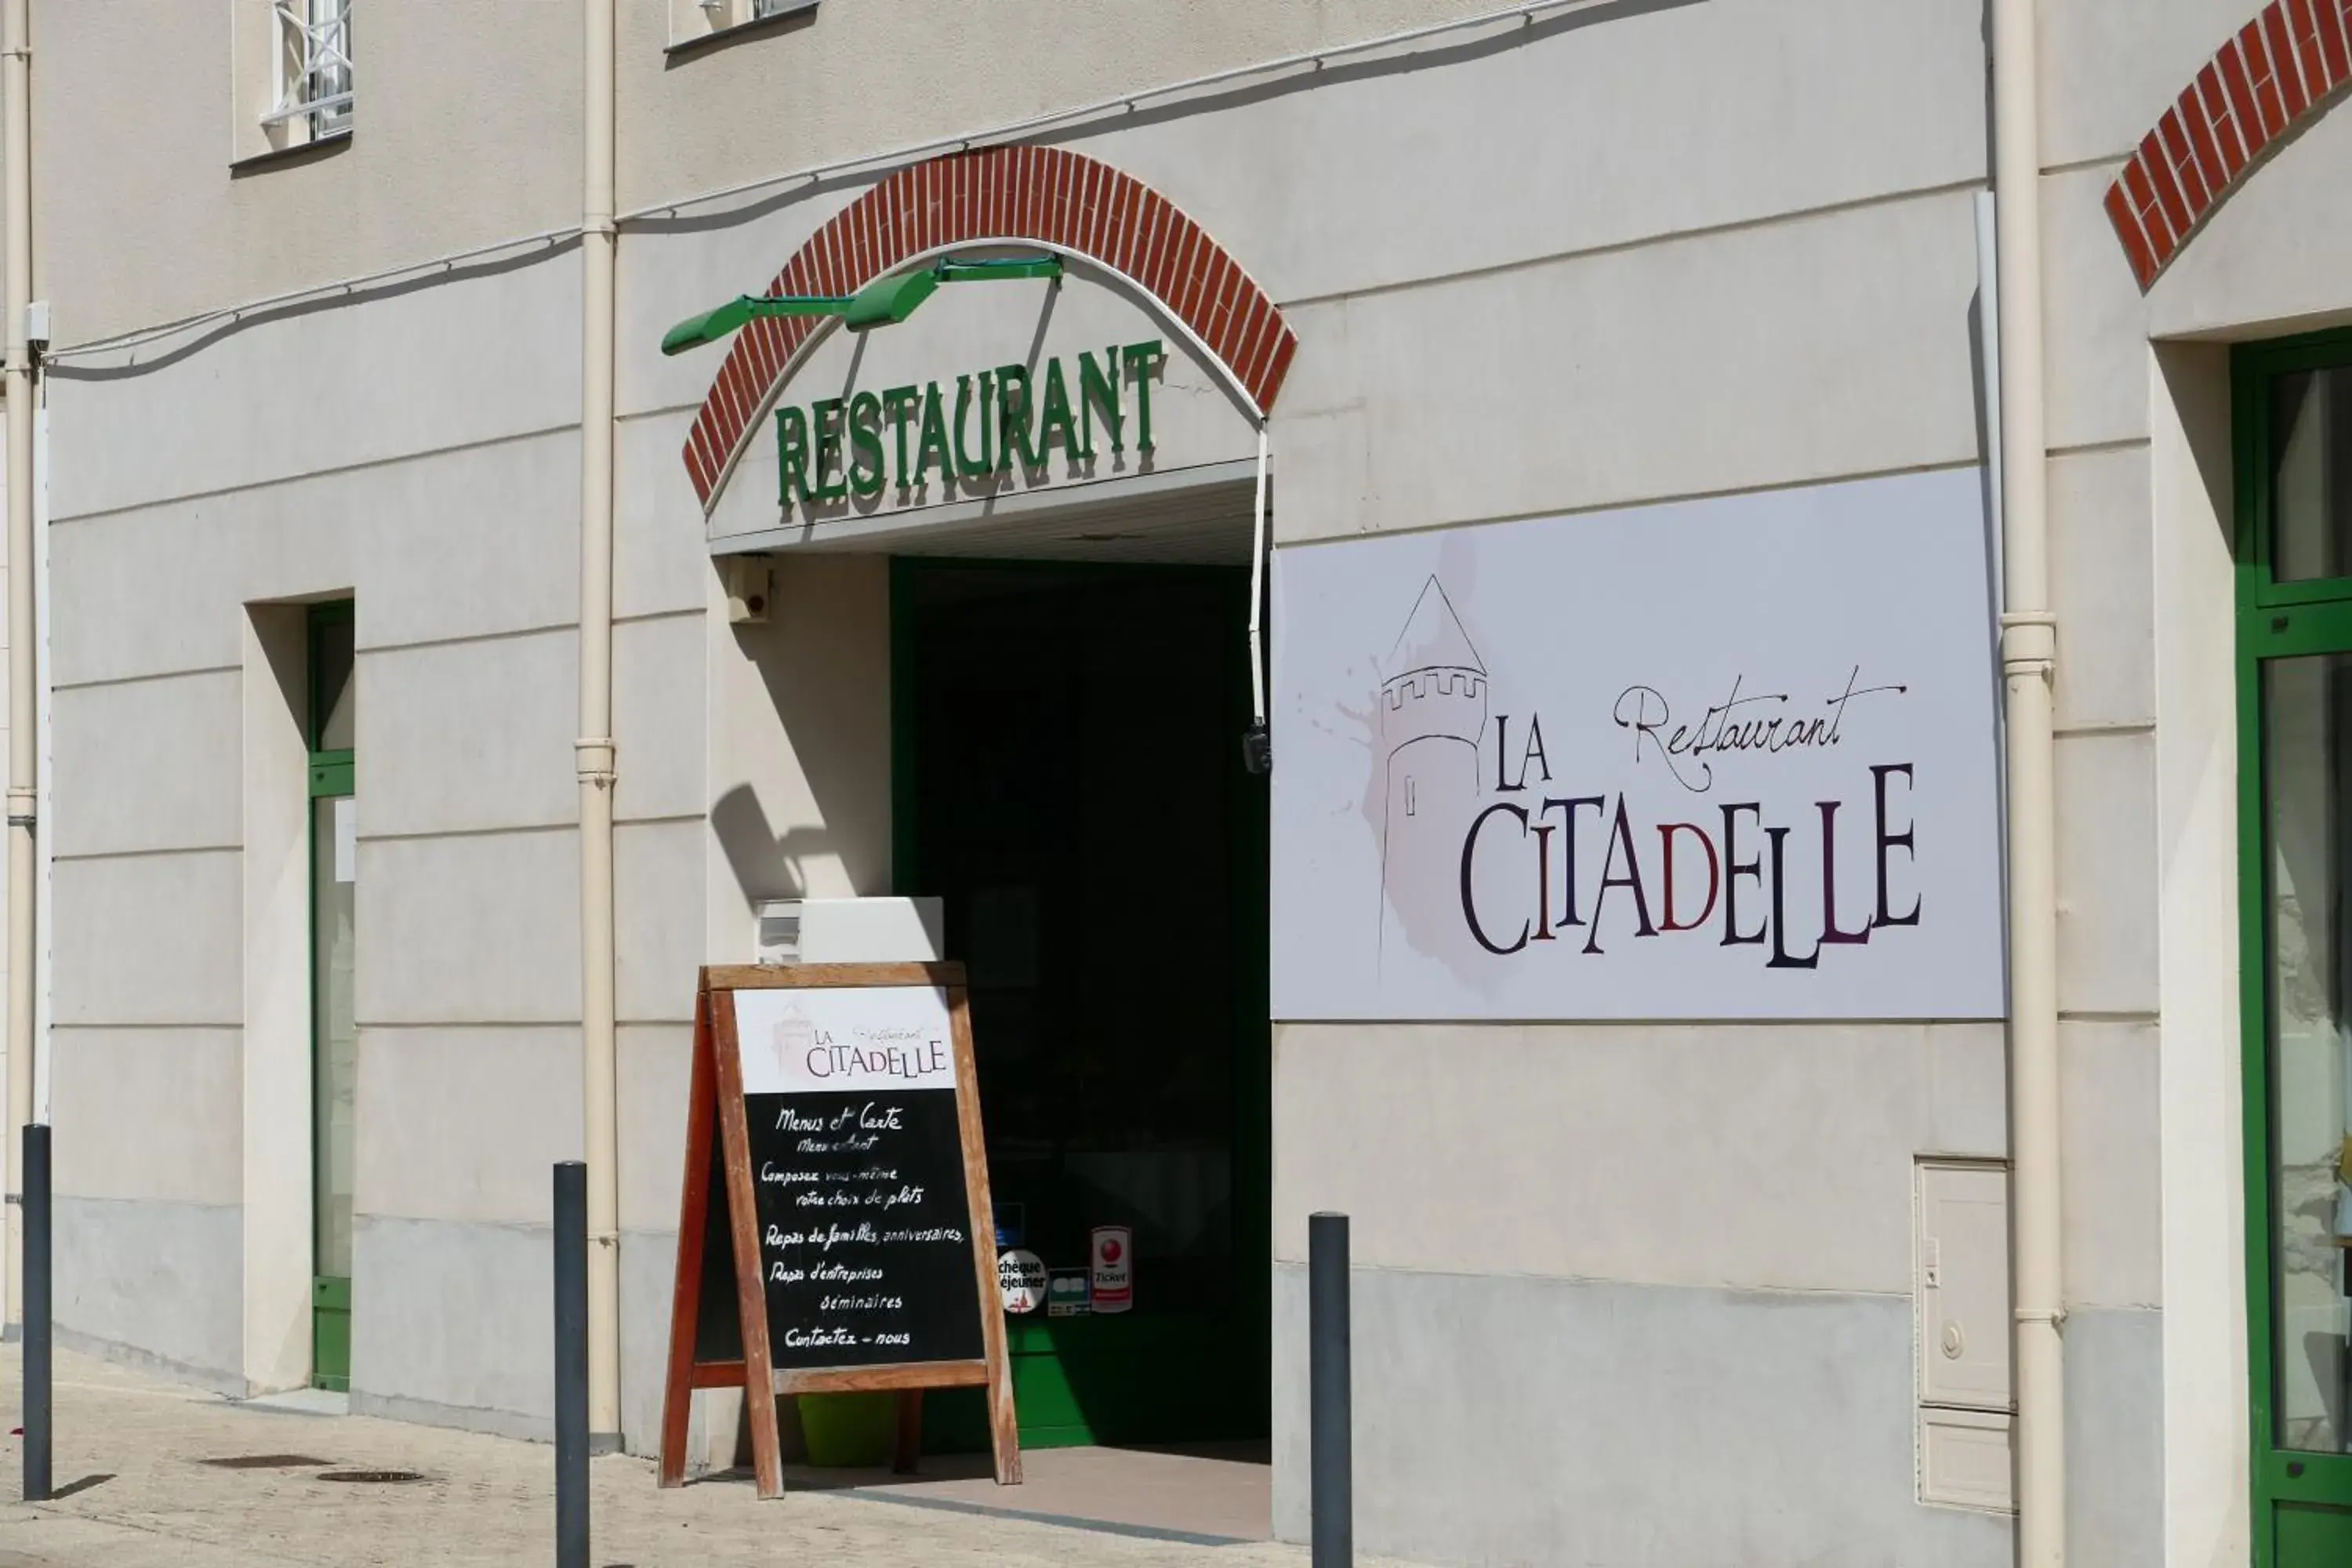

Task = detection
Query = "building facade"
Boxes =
[12,1,2352,1563]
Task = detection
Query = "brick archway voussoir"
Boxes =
[682,146,1298,507]
[2105,0,2352,289]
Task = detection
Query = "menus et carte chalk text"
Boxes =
[731,986,985,1370]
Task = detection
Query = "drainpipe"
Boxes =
[1991,0,2064,1560]
[577,0,622,1449]
[3,0,32,1334]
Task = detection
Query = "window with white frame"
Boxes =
[670,0,815,50]
[230,0,353,163]
[227,0,353,157]
[266,0,351,145]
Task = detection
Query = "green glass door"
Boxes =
[2239,336,2352,1563]
[309,604,356,1391]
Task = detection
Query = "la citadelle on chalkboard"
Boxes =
[657,964,1021,1500]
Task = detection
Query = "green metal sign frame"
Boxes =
[660,255,1064,356]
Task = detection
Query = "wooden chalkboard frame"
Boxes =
[656,962,1021,1498]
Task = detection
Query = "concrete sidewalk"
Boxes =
[0,1348,1396,1567]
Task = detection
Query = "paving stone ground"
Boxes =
[0,1348,1407,1567]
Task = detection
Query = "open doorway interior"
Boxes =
[894,557,1269,1451]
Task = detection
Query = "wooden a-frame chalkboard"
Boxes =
[656,963,1020,1498]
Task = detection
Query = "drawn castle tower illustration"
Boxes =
[1377,577,1489,971]
[761,999,818,1085]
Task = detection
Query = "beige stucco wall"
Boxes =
[35,0,579,347]
[617,0,1507,214]
[35,0,1506,350]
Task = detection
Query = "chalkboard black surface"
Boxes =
[659,964,1020,1499]
[743,1087,985,1368]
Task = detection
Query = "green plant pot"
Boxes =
[798,1392,896,1468]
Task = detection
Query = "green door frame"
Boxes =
[887,555,1272,1448]
[2234,327,2352,1561]
[307,601,354,1392]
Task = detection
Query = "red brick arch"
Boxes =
[2104,0,2352,289]
[681,146,1298,507]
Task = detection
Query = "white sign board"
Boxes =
[732,984,960,1094]
[1270,468,2005,1022]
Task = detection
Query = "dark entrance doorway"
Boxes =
[893,557,1269,1450]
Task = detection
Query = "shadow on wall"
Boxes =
[708,554,892,913]
[710,782,835,906]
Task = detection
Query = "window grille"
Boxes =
[673,0,815,49]
[695,0,805,28]
[265,0,352,140]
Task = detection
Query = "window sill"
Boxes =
[230,129,353,179]
[665,0,818,62]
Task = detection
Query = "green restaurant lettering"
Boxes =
[774,338,1165,506]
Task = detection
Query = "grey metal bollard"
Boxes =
[554,1161,588,1568]
[1309,1210,1351,1567]
[24,1123,49,1504]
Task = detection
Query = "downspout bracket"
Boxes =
[574,737,618,788]
[1998,610,2057,677]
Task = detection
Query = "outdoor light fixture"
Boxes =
[1242,722,1272,777]
[659,254,1064,355]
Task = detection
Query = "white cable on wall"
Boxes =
[1248,423,1269,726]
